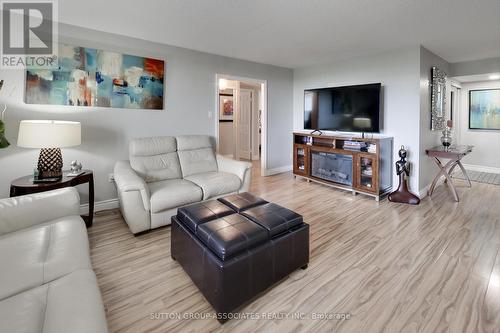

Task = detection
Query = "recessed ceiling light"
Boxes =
[489,74,500,80]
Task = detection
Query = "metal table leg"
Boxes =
[428,157,460,202]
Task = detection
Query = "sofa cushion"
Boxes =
[178,148,218,178]
[185,172,241,200]
[196,214,268,261]
[177,200,235,233]
[130,136,177,156]
[176,135,212,151]
[241,203,304,238]
[176,135,218,177]
[0,269,108,333]
[0,216,91,301]
[218,192,268,212]
[130,152,182,183]
[0,188,80,237]
[149,179,203,213]
[129,136,182,182]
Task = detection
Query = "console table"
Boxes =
[10,170,94,227]
[426,145,473,202]
[293,132,393,201]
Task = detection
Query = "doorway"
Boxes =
[449,81,461,141]
[215,74,267,176]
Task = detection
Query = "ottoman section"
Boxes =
[241,202,308,280]
[177,199,235,233]
[196,214,268,261]
[171,193,309,319]
[171,216,274,315]
[270,223,309,281]
[241,203,304,238]
[218,192,268,212]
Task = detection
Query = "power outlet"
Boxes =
[108,173,115,182]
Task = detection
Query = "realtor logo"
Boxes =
[1,0,58,69]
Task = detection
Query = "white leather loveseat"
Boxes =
[0,188,108,333]
[114,135,252,234]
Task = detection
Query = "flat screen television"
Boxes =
[304,83,381,133]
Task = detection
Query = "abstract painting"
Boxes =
[25,44,164,109]
[219,95,233,120]
[469,89,500,130]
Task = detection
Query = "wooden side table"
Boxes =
[426,145,473,202]
[10,170,94,227]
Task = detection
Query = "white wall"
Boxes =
[0,23,293,201]
[451,57,500,77]
[418,46,451,191]
[456,80,500,172]
[293,47,421,192]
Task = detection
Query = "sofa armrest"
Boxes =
[0,187,80,236]
[114,161,150,211]
[216,154,252,192]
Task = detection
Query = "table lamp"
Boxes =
[17,120,81,179]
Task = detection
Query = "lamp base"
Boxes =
[37,148,63,179]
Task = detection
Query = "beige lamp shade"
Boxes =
[17,120,81,148]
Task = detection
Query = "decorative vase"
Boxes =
[441,127,452,148]
[37,148,63,178]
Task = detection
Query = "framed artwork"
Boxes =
[469,89,500,130]
[25,43,165,110]
[219,94,234,121]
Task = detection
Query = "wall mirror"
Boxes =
[431,66,447,130]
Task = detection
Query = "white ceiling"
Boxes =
[59,0,500,69]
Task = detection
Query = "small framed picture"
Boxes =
[219,95,234,121]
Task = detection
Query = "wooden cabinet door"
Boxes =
[354,153,378,193]
[293,144,309,176]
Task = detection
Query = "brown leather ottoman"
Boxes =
[171,193,309,320]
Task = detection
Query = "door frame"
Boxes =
[450,80,461,143]
[215,73,268,176]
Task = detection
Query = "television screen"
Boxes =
[304,83,381,132]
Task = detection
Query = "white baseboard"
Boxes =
[462,163,500,174]
[80,198,119,214]
[419,184,431,199]
[263,165,292,176]
[419,172,468,199]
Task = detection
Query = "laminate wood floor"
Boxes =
[88,163,500,333]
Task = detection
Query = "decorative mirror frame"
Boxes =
[431,66,447,131]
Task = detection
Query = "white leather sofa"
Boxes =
[114,135,252,234]
[0,188,108,333]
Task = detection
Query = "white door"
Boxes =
[237,89,252,160]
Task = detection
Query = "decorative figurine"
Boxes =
[68,160,84,177]
[388,146,420,205]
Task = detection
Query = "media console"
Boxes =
[293,132,393,201]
